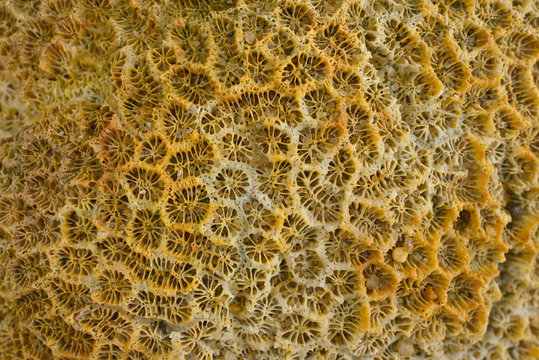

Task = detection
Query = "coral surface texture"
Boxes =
[0,0,538,359]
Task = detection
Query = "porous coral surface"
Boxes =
[0,0,538,359]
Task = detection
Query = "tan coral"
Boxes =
[0,0,538,359]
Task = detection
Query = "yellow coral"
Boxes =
[0,0,538,359]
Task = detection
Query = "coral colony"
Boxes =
[0,1,538,359]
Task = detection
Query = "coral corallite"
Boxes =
[0,0,538,359]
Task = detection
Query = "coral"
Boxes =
[0,0,538,359]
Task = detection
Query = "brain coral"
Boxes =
[0,0,538,359]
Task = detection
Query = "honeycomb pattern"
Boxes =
[0,0,538,359]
